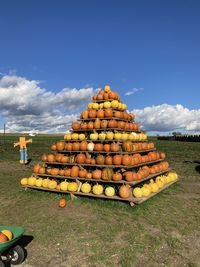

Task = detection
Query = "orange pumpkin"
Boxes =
[94,143,103,151]
[108,119,118,128]
[110,143,120,152]
[81,122,88,130]
[41,154,47,162]
[119,185,131,198]
[51,144,57,151]
[60,156,68,163]
[103,93,109,100]
[85,157,92,164]
[117,121,126,129]
[112,172,122,181]
[72,142,80,151]
[39,167,46,174]
[64,168,71,176]
[114,111,122,119]
[88,109,97,118]
[86,173,92,179]
[87,121,94,129]
[79,169,87,178]
[103,144,111,152]
[132,172,138,181]
[33,164,40,173]
[72,122,80,130]
[76,154,86,164]
[59,198,67,208]
[122,155,131,166]
[65,143,72,151]
[104,108,113,117]
[71,166,79,177]
[82,110,89,119]
[101,120,108,129]
[113,155,122,165]
[51,168,60,176]
[124,172,133,182]
[55,153,62,162]
[97,109,104,118]
[94,118,101,129]
[108,91,116,100]
[56,142,65,151]
[160,152,166,159]
[97,94,104,100]
[105,155,113,165]
[59,169,65,176]
[123,111,129,120]
[96,155,105,165]
[92,169,102,179]
[47,154,55,162]
[80,141,88,151]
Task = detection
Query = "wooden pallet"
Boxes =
[51,148,156,154]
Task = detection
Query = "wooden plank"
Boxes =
[33,169,171,185]
[44,159,164,169]
[133,180,178,204]
[51,148,156,154]
[78,117,133,122]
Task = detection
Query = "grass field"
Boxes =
[0,134,200,267]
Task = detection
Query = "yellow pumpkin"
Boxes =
[79,134,86,140]
[114,132,122,140]
[104,101,111,109]
[42,178,50,188]
[128,134,134,141]
[71,133,79,140]
[64,133,71,140]
[68,182,78,192]
[121,103,127,110]
[134,134,140,141]
[105,186,115,197]
[166,175,172,183]
[156,180,164,189]
[92,184,104,195]
[81,182,91,193]
[121,133,129,140]
[111,100,119,108]
[143,184,152,193]
[168,172,178,181]
[93,103,99,110]
[104,85,111,92]
[28,176,36,186]
[106,132,114,140]
[60,181,69,191]
[118,103,122,109]
[99,103,104,109]
[141,186,151,197]
[90,133,98,140]
[88,102,93,109]
[99,132,106,140]
[35,178,43,187]
[20,178,28,186]
[149,182,159,193]
[133,187,142,198]
[48,180,57,189]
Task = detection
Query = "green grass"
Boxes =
[0,135,200,266]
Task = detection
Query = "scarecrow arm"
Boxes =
[14,142,20,148]
[25,139,32,144]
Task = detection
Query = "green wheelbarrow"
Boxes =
[0,226,25,267]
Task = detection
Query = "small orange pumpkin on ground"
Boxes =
[59,198,67,208]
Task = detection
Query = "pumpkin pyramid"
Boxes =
[21,85,178,205]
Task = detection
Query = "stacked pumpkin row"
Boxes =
[72,119,139,131]
[42,151,165,166]
[64,132,147,141]
[52,141,154,153]
[80,108,134,121]
[33,161,169,182]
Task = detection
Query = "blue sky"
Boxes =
[0,0,200,133]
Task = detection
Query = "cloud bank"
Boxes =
[125,88,144,96]
[133,104,200,133]
[0,75,95,133]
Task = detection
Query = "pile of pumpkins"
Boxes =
[21,171,178,199]
[133,172,178,198]
[80,108,133,120]
[64,132,147,142]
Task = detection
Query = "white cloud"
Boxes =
[132,104,200,132]
[0,75,95,133]
[125,88,144,96]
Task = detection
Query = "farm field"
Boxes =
[0,134,200,267]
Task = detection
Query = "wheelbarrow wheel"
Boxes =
[0,260,5,267]
[8,245,25,265]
